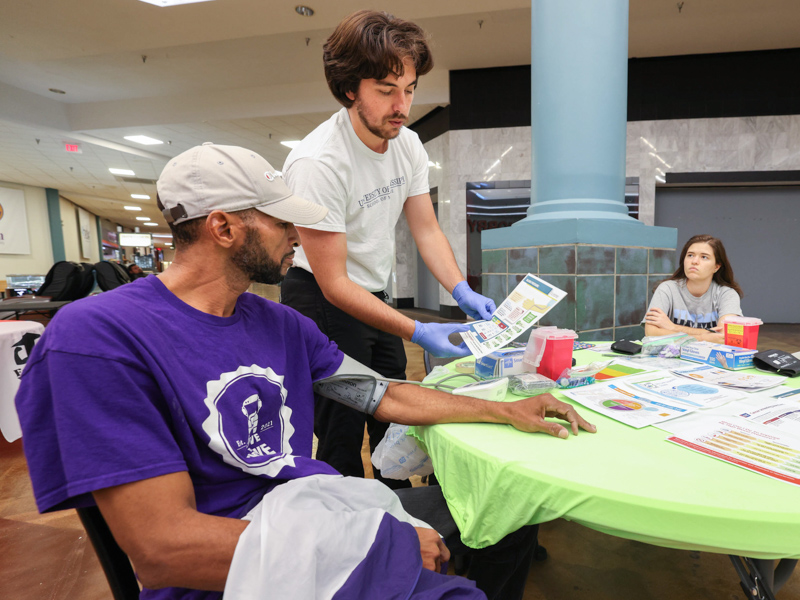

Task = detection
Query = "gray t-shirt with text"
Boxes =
[642,279,742,330]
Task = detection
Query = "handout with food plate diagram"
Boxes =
[461,274,566,358]
[667,415,800,487]
[671,363,786,392]
[562,373,743,429]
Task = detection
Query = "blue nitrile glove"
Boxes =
[452,281,496,321]
[411,321,471,358]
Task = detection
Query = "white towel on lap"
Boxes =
[224,474,432,600]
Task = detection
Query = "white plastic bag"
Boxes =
[371,423,434,480]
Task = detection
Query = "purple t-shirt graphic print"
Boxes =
[15,276,344,600]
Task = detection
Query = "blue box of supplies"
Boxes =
[475,348,527,379]
[680,341,756,370]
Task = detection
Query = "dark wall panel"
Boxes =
[436,48,800,132]
[654,186,800,323]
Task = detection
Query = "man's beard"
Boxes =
[355,100,405,141]
[230,225,286,285]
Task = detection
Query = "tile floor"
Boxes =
[2,307,798,599]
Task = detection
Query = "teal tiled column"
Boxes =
[482,244,676,341]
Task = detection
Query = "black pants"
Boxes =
[280,268,411,490]
[395,485,538,600]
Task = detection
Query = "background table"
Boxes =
[413,350,800,561]
[0,320,44,442]
[0,299,71,320]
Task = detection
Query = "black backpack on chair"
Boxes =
[94,261,131,291]
[35,261,86,301]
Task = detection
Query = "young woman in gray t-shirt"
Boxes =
[643,234,743,344]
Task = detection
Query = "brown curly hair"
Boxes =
[324,10,434,108]
[666,234,743,297]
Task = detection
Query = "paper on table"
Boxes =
[738,397,800,437]
[562,381,699,428]
[563,372,744,429]
[627,373,743,409]
[671,363,786,392]
[460,274,566,358]
[667,416,800,487]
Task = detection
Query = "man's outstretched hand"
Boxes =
[501,393,597,438]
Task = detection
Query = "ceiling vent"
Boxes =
[118,176,158,185]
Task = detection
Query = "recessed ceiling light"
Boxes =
[295,5,314,17]
[131,194,151,199]
[49,88,66,94]
[137,0,215,6]
[281,140,301,149]
[109,168,135,176]
[124,206,143,211]
[136,216,151,221]
[152,234,173,238]
[143,222,159,226]
[124,135,164,146]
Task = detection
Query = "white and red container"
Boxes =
[523,327,578,381]
[723,316,763,350]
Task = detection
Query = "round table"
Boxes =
[412,350,800,560]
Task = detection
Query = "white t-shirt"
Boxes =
[283,107,429,291]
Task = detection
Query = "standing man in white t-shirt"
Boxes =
[281,10,496,486]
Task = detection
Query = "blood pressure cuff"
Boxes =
[753,349,800,378]
[313,354,389,415]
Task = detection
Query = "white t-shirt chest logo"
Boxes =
[357,175,406,209]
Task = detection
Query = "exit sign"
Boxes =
[64,143,82,153]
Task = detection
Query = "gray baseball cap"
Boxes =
[156,142,327,226]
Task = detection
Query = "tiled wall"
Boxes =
[482,244,676,341]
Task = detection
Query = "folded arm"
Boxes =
[93,472,248,591]
[643,307,732,343]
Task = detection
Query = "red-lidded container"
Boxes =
[724,316,763,350]
[523,327,578,381]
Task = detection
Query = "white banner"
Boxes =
[0,187,31,255]
[78,207,93,259]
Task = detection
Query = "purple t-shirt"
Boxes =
[16,276,344,600]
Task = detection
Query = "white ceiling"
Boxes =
[1,0,799,236]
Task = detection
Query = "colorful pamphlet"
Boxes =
[461,275,566,358]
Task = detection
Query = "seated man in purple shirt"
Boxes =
[15,143,596,600]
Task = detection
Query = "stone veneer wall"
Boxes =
[482,245,675,341]
[394,114,800,315]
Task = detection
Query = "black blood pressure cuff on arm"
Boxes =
[753,349,800,378]
[313,354,390,415]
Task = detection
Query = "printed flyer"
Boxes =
[461,274,565,358]
[671,364,786,392]
[667,416,800,487]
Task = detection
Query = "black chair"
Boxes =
[423,350,459,376]
[77,506,140,600]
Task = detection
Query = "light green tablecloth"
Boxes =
[411,350,800,558]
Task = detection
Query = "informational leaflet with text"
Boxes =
[667,416,800,487]
[461,274,566,358]
[562,373,743,428]
[671,364,786,392]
